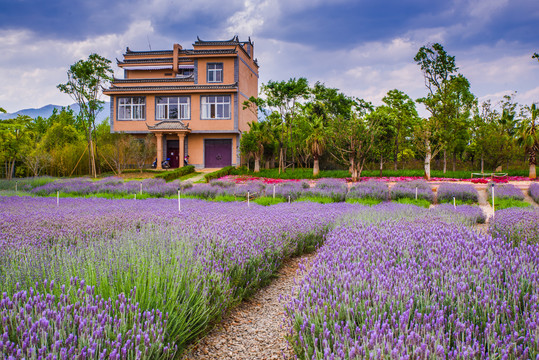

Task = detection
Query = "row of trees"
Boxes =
[0,108,155,179]
[1,54,156,179]
[240,44,539,179]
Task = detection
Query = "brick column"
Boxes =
[156,133,163,169]
[178,133,185,168]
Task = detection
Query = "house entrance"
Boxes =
[166,140,179,168]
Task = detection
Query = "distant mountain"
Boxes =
[0,102,111,124]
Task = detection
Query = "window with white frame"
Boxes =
[156,96,190,120]
[118,97,145,120]
[207,63,223,83]
[201,95,231,119]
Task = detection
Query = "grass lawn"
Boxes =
[230,167,529,180]
[489,198,532,210]
[345,198,384,206]
[394,198,432,208]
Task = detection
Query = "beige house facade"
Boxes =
[104,36,259,169]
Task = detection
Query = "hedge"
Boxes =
[204,166,236,183]
[154,165,195,181]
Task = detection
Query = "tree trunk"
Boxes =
[350,157,357,181]
[379,155,383,177]
[424,140,432,180]
[265,160,270,169]
[394,137,399,171]
[254,154,260,173]
[530,164,536,179]
[481,153,484,173]
[278,146,284,174]
[530,149,537,179]
[452,152,456,172]
[313,158,320,177]
[443,149,447,174]
[88,134,97,178]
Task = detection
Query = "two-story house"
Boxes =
[103,36,258,169]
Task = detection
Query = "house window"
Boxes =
[156,96,190,120]
[207,63,223,83]
[201,95,231,119]
[118,97,145,120]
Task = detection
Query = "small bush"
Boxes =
[204,166,236,183]
[155,165,195,182]
[345,198,383,206]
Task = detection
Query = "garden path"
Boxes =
[182,252,316,360]
[522,189,539,208]
[477,188,494,222]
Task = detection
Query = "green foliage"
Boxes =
[394,198,432,208]
[490,198,532,210]
[203,166,235,183]
[253,196,287,206]
[296,196,336,204]
[345,198,384,206]
[155,165,195,182]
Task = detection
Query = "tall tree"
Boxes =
[0,115,33,179]
[517,103,539,179]
[381,89,419,170]
[328,99,378,181]
[57,53,113,178]
[244,78,309,173]
[414,43,460,178]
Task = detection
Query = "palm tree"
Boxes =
[306,115,327,176]
[517,103,539,179]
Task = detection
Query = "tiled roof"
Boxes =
[118,58,194,65]
[147,120,190,131]
[105,83,238,93]
[181,49,236,55]
[112,77,194,84]
[193,35,242,46]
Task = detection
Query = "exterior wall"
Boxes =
[197,57,236,85]
[237,52,259,133]
[110,93,238,132]
[186,133,238,168]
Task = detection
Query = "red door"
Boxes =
[204,139,232,168]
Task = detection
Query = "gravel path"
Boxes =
[182,252,316,360]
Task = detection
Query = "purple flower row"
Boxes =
[346,181,389,201]
[437,183,479,203]
[487,183,525,200]
[529,182,539,204]
[285,219,539,359]
[31,177,192,197]
[390,180,434,202]
[489,207,539,245]
[1,279,174,359]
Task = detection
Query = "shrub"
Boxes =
[391,180,434,202]
[155,165,195,182]
[437,183,478,204]
[204,166,235,183]
[529,182,539,204]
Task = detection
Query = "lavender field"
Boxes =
[0,196,360,358]
[285,210,539,359]
[1,194,537,359]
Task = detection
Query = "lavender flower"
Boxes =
[437,183,479,203]
[390,180,434,202]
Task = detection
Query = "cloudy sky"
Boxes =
[0,0,538,115]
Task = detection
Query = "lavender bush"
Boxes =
[346,181,389,201]
[529,182,539,203]
[437,183,479,203]
[390,180,434,202]
[489,207,539,245]
[0,196,360,355]
[487,182,525,200]
[31,177,191,198]
[0,280,174,359]
[302,178,348,202]
[272,181,310,201]
[285,219,539,359]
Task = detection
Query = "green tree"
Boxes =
[369,106,395,176]
[0,115,33,179]
[328,99,378,181]
[305,113,327,176]
[0,107,5,113]
[58,53,113,178]
[244,78,310,173]
[517,103,539,179]
[381,89,419,170]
